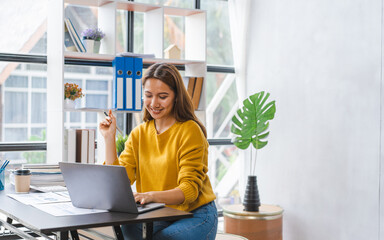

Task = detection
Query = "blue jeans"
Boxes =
[121,201,218,240]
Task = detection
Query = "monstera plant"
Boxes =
[231,91,276,211]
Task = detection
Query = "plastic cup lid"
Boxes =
[14,169,31,175]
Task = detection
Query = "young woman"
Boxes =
[100,63,218,239]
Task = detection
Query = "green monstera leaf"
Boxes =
[231,91,276,150]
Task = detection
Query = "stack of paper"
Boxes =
[21,164,65,187]
[7,192,107,216]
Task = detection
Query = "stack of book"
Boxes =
[183,76,204,110]
[22,164,65,187]
[67,129,96,164]
[64,18,86,53]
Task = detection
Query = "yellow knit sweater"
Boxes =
[111,119,216,212]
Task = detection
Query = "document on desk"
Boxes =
[7,192,70,205]
[32,202,108,216]
[7,192,107,216]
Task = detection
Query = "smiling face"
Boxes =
[143,78,176,122]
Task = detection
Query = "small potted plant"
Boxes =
[64,83,84,109]
[116,134,128,157]
[231,91,276,211]
[81,27,105,53]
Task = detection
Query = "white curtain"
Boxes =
[228,0,252,102]
[228,0,252,198]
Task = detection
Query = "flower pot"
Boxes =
[93,40,101,53]
[82,39,94,53]
[64,99,76,109]
[243,175,260,212]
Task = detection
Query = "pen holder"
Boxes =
[0,170,4,191]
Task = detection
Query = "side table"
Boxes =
[222,204,283,240]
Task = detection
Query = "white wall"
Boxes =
[245,0,382,239]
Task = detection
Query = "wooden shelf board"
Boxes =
[143,58,205,65]
[65,51,115,61]
[64,107,142,113]
[65,0,204,16]
[164,6,205,16]
[65,52,205,65]
[116,1,160,12]
[65,0,113,7]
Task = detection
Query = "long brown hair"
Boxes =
[142,63,207,138]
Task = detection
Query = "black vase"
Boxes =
[243,175,260,212]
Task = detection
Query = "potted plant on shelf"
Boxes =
[231,91,276,211]
[64,83,84,109]
[81,27,105,53]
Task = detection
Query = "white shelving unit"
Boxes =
[47,0,206,163]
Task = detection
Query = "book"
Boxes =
[65,18,86,53]
[30,173,64,182]
[22,164,60,169]
[192,77,203,110]
[67,129,77,163]
[10,171,65,187]
[187,77,196,100]
[79,130,89,164]
[26,168,61,174]
[64,21,77,52]
[88,129,96,164]
[69,128,95,164]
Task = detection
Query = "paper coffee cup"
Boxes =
[14,169,31,193]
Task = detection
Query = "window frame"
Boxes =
[0,0,235,150]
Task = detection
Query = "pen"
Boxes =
[103,112,124,135]
[0,160,9,173]
[1,160,9,169]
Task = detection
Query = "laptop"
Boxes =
[59,162,165,213]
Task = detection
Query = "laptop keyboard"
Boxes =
[136,203,144,208]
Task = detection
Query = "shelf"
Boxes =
[64,52,205,65]
[143,58,205,65]
[65,0,204,16]
[64,107,142,113]
[65,0,113,7]
[65,51,115,61]
[48,0,206,163]
[163,6,205,17]
[65,0,160,12]
[116,1,160,12]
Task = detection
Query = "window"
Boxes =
[202,0,234,65]
[3,64,47,145]
[201,0,238,208]
[0,0,47,55]
[0,0,238,207]
[63,66,112,132]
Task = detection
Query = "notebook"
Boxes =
[59,162,165,213]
